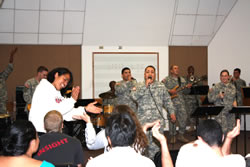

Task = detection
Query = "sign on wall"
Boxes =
[92,52,159,98]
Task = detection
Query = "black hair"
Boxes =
[105,105,136,147]
[121,67,130,74]
[145,65,155,72]
[37,66,48,73]
[220,69,229,76]
[234,68,241,74]
[197,119,223,147]
[47,67,73,96]
[1,120,37,156]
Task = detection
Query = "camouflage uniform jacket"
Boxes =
[130,81,175,125]
[0,64,13,102]
[208,82,236,112]
[162,75,190,104]
[115,79,137,111]
[23,77,39,111]
[233,78,246,106]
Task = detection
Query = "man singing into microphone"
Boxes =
[208,69,237,135]
[130,65,176,159]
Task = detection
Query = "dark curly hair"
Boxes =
[47,67,73,96]
[105,105,148,153]
[1,120,37,156]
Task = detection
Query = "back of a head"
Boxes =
[105,105,136,147]
[44,110,63,133]
[1,120,37,156]
[197,119,223,147]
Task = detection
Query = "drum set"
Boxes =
[91,91,116,128]
[91,104,114,128]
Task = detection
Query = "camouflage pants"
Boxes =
[185,100,198,126]
[144,128,162,160]
[0,101,7,114]
[215,109,235,135]
[169,102,187,136]
[137,109,165,160]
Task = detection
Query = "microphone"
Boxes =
[220,91,224,104]
[147,76,152,87]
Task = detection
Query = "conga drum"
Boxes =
[95,114,106,128]
[103,104,114,115]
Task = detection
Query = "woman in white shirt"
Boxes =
[29,67,101,134]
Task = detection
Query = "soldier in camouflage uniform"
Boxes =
[0,48,18,114]
[184,66,202,132]
[115,67,137,112]
[131,65,176,159]
[231,68,246,106]
[23,66,48,113]
[208,69,237,135]
[162,65,191,144]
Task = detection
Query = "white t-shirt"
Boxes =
[176,140,246,167]
[86,146,155,167]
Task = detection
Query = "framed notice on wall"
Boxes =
[92,52,159,98]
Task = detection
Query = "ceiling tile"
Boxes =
[63,34,82,44]
[15,0,39,10]
[39,11,63,33]
[63,12,84,33]
[214,16,225,33]
[0,9,14,32]
[192,36,211,46]
[177,0,199,14]
[194,15,216,35]
[65,0,86,11]
[0,33,13,43]
[198,0,220,15]
[14,33,38,44]
[173,15,196,35]
[39,34,62,44]
[1,0,14,9]
[217,0,237,15]
[15,11,39,33]
[40,0,64,11]
[170,35,193,46]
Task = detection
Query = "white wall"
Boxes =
[209,0,250,129]
[81,46,169,98]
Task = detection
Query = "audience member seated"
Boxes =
[0,120,54,167]
[175,119,245,167]
[33,110,84,167]
[85,105,155,167]
[73,105,148,154]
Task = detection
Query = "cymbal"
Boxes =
[99,92,116,99]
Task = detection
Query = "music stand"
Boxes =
[189,85,209,95]
[242,87,250,106]
[230,106,250,156]
[192,106,223,132]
